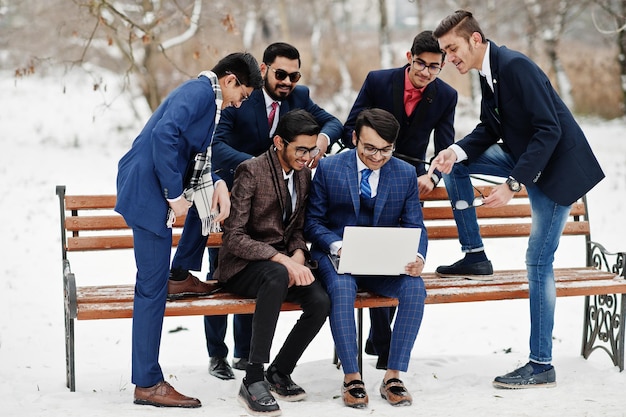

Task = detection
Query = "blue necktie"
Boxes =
[360,169,372,199]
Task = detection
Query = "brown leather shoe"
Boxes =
[134,381,201,408]
[342,379,368,409]
[379,378,412,406]
[167,273,213,300]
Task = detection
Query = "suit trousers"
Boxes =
[130,227,171,387]
[172,207,253,360]
[222,260,330,374]
[313,249,426,374]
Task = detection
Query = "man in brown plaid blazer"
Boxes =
[214,109,330,417]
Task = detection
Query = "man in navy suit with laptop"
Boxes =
[431,10,604,389]
[169,42,342,380]
[305,108,428,409]
[342,30,458,370]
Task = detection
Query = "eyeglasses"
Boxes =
[454,186,485,210]
[412,59,442,75]
[268,65,302,83]
[228,72,250,102]
[358,140,395,157]
[282,138,321,158]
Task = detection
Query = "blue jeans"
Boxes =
[443,144,571,363]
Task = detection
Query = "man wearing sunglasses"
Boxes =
[169,42,342,381]
[341,30,457,370]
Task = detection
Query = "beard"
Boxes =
[264,77,291,101]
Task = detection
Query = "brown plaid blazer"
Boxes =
[214,147,311,283]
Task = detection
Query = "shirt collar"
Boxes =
[355,153,380,174]
[262,89,280,109]
[479,42,494,91]
[404,67,426,94]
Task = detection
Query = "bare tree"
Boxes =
[592,0,626,114]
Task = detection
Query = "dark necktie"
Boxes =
[268,101,278,129]
[284,178,293,223]
[360,169,372,199]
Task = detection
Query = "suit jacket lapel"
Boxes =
[252,91,272,139]
[346,151,361,215]
[392,67,406,118]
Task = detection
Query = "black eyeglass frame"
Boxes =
[281,138,321,158]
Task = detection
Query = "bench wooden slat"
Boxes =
[67,232,224,251]
[422,201,586,221]
[65,195,117,210]
[73,268,624,320]
[427,221,589,239]
[66,215,187,231]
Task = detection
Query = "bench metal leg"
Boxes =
[582,293,625,371]
[63,266,77,391]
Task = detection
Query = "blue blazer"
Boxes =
[342,66,457,176]
[459,41,604,206]
[115,76,220,236]
[211,85,343,188]
[304,149,427,260]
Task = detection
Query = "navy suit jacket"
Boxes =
[342,65,457,177]
[459,41,604,206]
[115,76,220,236]
[304,149,427,261]
[212,85,342,188]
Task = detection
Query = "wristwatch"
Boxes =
[506,176,522,192]
[430,173,440,187]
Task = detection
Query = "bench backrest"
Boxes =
[56,184,591,263]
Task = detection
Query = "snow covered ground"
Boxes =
[1,70,625,416]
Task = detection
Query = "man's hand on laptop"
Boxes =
[405,257,425,277]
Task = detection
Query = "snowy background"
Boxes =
[1,69,625,417]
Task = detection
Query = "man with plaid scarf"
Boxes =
[115,52,262,408]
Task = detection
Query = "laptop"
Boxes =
[328,226,422,276]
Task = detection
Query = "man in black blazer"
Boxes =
[170,42,342,380]
[342,31,457,369]
[431,10,604,389]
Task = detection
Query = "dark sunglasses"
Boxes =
[268,65,302,83]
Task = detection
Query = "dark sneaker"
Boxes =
[238,380,281,416]
[493,363,556,389]
[265,365,307,401]
[436,259,493,279]
[209,357,235,380]
[342,379,368,409]
[379,378,412,406]
[233,357,249,371]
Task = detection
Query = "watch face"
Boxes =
[507,178,521,192]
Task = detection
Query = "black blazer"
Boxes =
[342,65,457,176]
[458,41,604,205]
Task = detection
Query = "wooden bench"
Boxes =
[56,184,626,392]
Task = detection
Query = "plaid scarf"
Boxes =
[181,70,223,235]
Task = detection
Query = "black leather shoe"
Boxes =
[265,365,307,401]
[209,357,235,380]
[232,357,249,371]
[238,380,281,416]
[436,259,493,279]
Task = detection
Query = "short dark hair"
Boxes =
[275,109,320,143]
[262,42,301,68]
[212,52,263,89]
[354,108,400,145]
[433,10,486,44]
[411,30,445,62]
